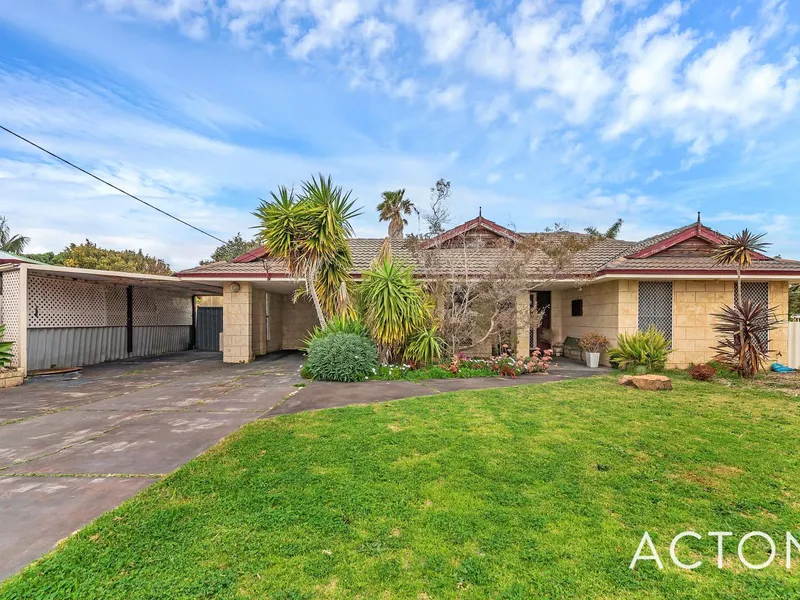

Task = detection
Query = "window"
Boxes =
[638,281,673,341]
[571,298,583,317]
[741,282,770,349]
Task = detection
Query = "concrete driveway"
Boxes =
[0,352,608,581]
[0,350,303,581]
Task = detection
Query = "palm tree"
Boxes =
[377,189,416,239]
[712,229,771,376]
[253,175,361,327]
[713,229,770,304]
[585,218,623,239]
[0,215,29,254]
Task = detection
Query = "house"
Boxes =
[0,253,221,376]
[178,215,800,368]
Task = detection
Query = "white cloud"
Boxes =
[419,2,476,64]
[429,84,466,110]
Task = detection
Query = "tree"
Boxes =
[407,224,599,356]
[713,229,770,305]
[59,240,172,274]
[201,233,260,264]
[422,178,452,236]
[253,174,360,327]
[585,218,624,239]
[377,189,416,239]
[712,229,772,376]
[791,285,800,318]
[0,215,30,254]
[23,251,67,265]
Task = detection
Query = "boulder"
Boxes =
[629,374,672,391]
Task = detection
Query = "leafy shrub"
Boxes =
[579,332,609,353]
[608,327,673,372]
[303,315,369,348]
[305,332,378,382]
[0,325,13,368]
[689,364,716,381]
[404,326,444,365]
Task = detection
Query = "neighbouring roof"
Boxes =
[1,262,222,295]
[176,217,800,280]
[0,250,49,265]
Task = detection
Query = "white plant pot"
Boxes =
[585,352,600,368]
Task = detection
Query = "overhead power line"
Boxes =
[0,124,227,244]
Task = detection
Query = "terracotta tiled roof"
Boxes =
[177,220,800,279]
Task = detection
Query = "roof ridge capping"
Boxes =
[419,215,522,249]
[624,222,771,260]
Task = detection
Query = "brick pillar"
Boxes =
[223,281,254,363]
[516,290,531,357]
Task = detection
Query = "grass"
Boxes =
[4,374,800,599]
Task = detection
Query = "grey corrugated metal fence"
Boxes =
[196,307,223,352]
[27,326,192,371]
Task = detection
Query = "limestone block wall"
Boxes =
[671,280,734,367]
[281,295,317,350]
[222,282,254,364]
[560,281,621,365]
[770,281,790,363]
[266,292,284,353]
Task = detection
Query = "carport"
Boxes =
[0,260,221,375]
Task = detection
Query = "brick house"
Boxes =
[177,216,800,368]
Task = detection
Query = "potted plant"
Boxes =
[579,332,609,368]
[552,341,564,357]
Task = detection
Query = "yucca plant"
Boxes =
[404,325,444,365]
[360,256,428,361]
[608,326,673,372]
[712,300,776,378]
[0,324,14,368]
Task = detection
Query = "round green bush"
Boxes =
[305,332,378,382]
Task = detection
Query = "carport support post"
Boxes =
[516,290,531,357]
[222,282,255,363]
[190,295,196,350]
[18,263,28,376]
[126,286,134,354]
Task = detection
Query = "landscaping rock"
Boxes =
[618,375,634,386]
[629,374,672,391]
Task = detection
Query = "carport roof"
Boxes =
[0,263,222,296]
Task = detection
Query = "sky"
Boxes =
[1,0,799,270]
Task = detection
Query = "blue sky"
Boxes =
[1,0,799,269]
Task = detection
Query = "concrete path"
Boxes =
[0,352,607,580]
[265,360,610,417]
[0,351,303,580]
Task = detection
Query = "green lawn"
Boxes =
[4,375,800,599]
